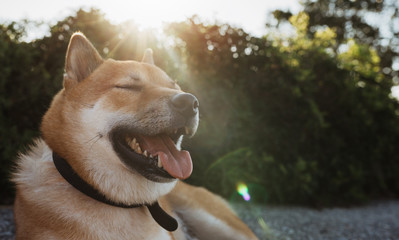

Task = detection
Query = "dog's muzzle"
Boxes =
[110,93,199,182]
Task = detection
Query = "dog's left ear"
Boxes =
[141,48,154,65]
[64,33,103,89]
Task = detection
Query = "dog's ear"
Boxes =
[64,33,103,89]
[141,48,154,65]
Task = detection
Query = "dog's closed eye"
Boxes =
[114,85,143,91]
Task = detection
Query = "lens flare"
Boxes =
[237,182,251,201]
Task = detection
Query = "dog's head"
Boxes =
[41,33,199,204]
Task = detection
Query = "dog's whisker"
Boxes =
[84,133,102,145]
[85,133,103,152]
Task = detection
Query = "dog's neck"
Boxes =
[52,151,178,232]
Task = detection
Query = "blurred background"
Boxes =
[1,0,399,207]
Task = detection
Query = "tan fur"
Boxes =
[12,33,258,240]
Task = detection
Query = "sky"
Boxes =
[0,0,301,38]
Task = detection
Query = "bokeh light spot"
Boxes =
[237,182,251,201]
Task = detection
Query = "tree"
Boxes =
[272,0,399,81]
[0,22,53,202]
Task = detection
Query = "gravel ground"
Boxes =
[232,201,399,240]
[1,201,398,240]
[0,206,14,240]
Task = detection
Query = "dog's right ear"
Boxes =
[141,48,154,65]
[64,33,103,89]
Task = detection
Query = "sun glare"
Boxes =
[237,182,251,201]
[1,0,301,41]
[101,0,193,31]
[79,0,300,36]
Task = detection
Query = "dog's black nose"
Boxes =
[171,93,199,118]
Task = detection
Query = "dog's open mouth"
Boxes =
[110,127,192,182]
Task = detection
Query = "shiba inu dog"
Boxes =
[12,33,258,240]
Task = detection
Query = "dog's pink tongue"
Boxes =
[140,135,192,179]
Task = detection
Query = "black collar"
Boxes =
[52,152,178,232]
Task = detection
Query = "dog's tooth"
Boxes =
[185,127,189,135]
[157,158,163,168]
[132,138,137,145]
[149,154,153,158]
[134,143,140,151]
[133,144,139,152]
[137,146,142,154]
[143,150,148,157]
[131,143,136,150]
[127,138,135,149]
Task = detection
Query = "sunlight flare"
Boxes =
[237,182,251,201]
